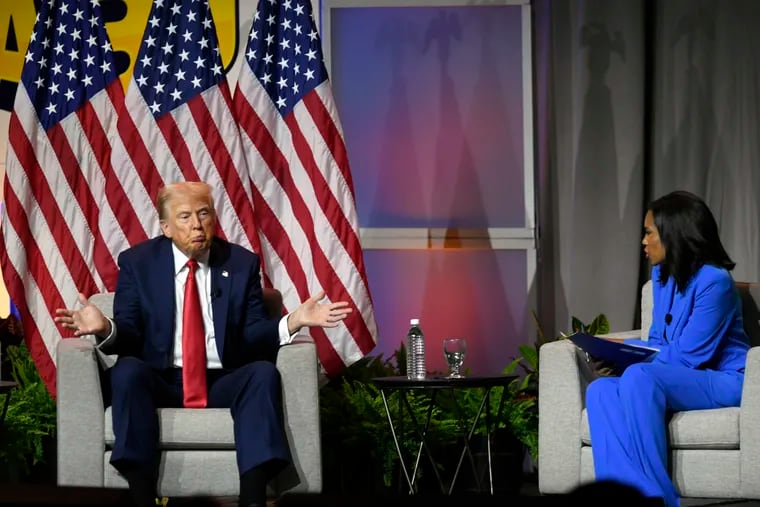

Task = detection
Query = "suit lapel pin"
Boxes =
[222,270,229,278]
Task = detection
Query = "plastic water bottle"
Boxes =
[406,318,426,380]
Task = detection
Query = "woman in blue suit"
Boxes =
[585,190,749,507]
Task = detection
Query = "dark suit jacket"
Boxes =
[101,235,279,369]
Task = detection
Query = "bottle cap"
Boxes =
[410,318,419,325]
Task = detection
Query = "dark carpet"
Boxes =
[2,480,759,506]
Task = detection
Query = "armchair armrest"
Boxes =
[274,338,322,494]
[740,346,760,496]
[538,339,597,494]
[596,329,644,341]
[56,337,106,487]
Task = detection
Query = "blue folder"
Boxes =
[567,332,659,375]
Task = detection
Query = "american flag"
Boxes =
[233,0,378,376]
[110,0,259,252]
[0,0,126,394]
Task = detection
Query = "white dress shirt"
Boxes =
[99,243,296,366]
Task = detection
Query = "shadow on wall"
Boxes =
[421,9,514,376]
[566,17,643,334]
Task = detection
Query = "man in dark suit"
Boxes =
[55,181,351,507]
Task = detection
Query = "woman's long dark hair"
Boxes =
[649,190,735,292]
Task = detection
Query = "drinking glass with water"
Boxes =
[443,338,466,378]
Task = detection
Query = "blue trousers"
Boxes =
[586,362,743,507]
[108,356,291,477]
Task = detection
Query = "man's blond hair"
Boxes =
[156,181,215,220]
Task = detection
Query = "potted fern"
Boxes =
[319,345,461,493]
[0,342,57,482]
[521,310,611,465]
[319,342,544,495]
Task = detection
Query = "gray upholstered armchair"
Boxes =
[538,280,760,500]
[56,289,322,498]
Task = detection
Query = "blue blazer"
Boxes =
[648,263,748,372]
[102,235,279,369]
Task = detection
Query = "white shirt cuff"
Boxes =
[95,317,117,348]
[278,314,297,345]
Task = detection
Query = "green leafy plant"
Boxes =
[571,314,610,336]
[436,355,538,466]
[320,342,544,492]
[514,311,611,463]
[532,310,610,345]
[320,344,462,490]
[0,343,56,482]
[502,356,539,461]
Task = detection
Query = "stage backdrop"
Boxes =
[0,0,320,317]
[1,0,536,377]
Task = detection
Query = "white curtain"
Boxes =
[534,0,760,339]
[651,0,760,284]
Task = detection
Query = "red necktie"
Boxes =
[182,259,207,408]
